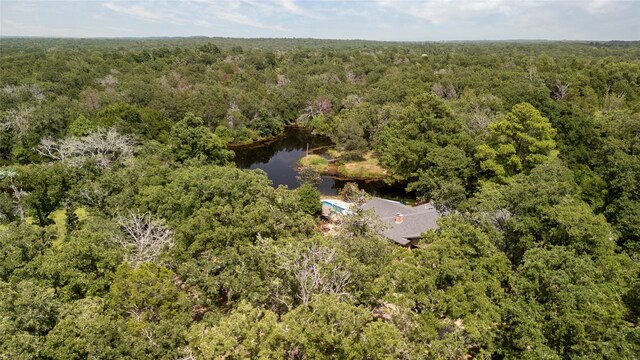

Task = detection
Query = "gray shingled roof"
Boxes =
[363,198,439,246]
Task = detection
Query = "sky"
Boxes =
[0,0,638,41]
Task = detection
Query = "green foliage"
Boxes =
[168,112,234,165]
[189,301,282,359]
[372,216,511,356]
[44,297,126,360]
[375,94,476,206]
[1,39,639,359]
[331,113,368,155]
[504,247,637,358]
[15,163,70,227]
[252,109,285,137]
[298,154,329,172]
[21,216,123,301]
[296,165,322,186]
[0,280,59,359]
[464,160,615,264]
[96,103,170,140]
[110,262,188,323]
[476,103,558,182]
[66,114,94,137]
[297,184,321,215]
[64,202,79,233]
[127,164,315,307]
[0,223,53,281]
[408,144,472,209]
[281,295,371,359]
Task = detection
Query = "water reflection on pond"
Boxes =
[233,128,406,197]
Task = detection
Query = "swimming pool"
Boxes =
[321,200,352,215]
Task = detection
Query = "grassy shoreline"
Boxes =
[333,152,386,180]
[298,149,387,181]
[298,154,329,172]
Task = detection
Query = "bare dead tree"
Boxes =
[472,208,513,234]
[313,96,333,116]
[175,347,197,360]
[277,74,289,88]
[36,128,135,168]
[345,70,358,84]
[2,84,45,101]
[465,104,494,135]
[78,185,109,211]
[393,57,410,65]
[432,83,446,98]
[116,211,174,266]
[0,168,26,222]
[342,94,364,108]
[527,65,537,81]
[35,137,67,161]
[226,101,241,129]
[96,74,118,87]
[444,83,458,100]
[2,104,35,139]
[277,242,351,305]
[9,182,27,222]
[2,84,19,96]
[82,88,101,110]
[603,85,626,113]
[324,73,342,84]
[297,96,333,123]
[551,82,570,101]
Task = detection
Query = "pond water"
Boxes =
[233,128,406,197]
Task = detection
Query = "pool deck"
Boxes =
[321,199,352,216]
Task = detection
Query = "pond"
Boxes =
[233,127,407,197]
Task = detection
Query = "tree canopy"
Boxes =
[0,38,638,359]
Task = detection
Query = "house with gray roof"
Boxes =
[362,197,439,248]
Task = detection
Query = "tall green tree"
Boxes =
[475,103,557,182]
[16,163,70,227]
[168,112,234,165]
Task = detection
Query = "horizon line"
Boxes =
[1,35,637,43]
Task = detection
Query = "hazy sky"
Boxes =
[1,0,638,41]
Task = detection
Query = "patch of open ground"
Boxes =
[298,154,329,172]
[335,152,387,180]
[51,208,88,244]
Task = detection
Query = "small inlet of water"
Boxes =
[233,127,407,197]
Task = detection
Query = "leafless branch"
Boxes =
[3,105,35,139]
[9,182,27,222]
[297,96,333,122]
[36,128,135,168]
[116,211,174,266]
[551,82,570,101]
[0,169,26,221]
[278,242,351,305]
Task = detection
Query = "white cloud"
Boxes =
[376,0,541,24]
[188,0,288,30]
[276,0,322,18]
[102,2,186,24]
[216,10,267,28]
[585,0,616,13]
[0,18,131,37]
[100,0,291,31]
[1,0,637,40]
[103,2,163,21]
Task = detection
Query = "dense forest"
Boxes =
[1,38,639,359]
